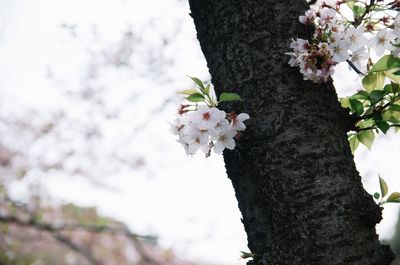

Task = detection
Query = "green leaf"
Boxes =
[379,175,389,198]
[219,92,242,102]
[381,111,393,122]
[188,76,205,90]
[374,192,381,200]
[357,118,375,129]
[346,1,355,9]
[387,192,400,203]
[369,90,386,104]
[240,251,254,259]
[372,112,382,122]
[357,130,375,150]
[352,5,366,16]
[348,134,360,154]
[362,74,375,91]
[177,88,198,95]
[204,84,210,95]
[340,97,350,108]
[370,55,400,73]
[186,93,205,102]
[385,67,400,83]
[349,98,364,115]
[362,72,385,92]
[382,110,400,123]
[376,120,390,134]
[383,84,392,93]
[392,82,400,93]
[351,91,369,100]
[389,104,400,112]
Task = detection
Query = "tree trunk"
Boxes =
[188,1,395,264]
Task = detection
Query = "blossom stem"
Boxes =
[346,59,366,75]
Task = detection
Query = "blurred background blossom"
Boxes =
[0,0,399,264]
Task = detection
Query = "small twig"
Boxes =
[346,59,366,75]
[355,126,376,132]
[360,101,391,120]
[354,123,400,132]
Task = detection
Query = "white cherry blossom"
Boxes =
[173,77,249,157]
[214,118,230,135]
[288,0,399,83]
[287,52,299,67]
[191,105,222,130]
[329,37,350,63]
[299,10,316,25]
[369,29,397,56]
[322,0,337,7]
[182,126,210,155]
[290,38,310,53]
[231,113,250,131]
[319,8,336,26]
[213,129,237,154]
[349,47,368,71]
[168,118,182,135]
[345,26,367,51]
[172,103,248,156]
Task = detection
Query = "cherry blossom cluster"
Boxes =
[288,0,400,83]
[170,77,249,157]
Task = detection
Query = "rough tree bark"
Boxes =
[188,1,395,265]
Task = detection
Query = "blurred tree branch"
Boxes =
[0,193,165,265]
[0,214,156,241]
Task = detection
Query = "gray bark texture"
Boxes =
[188,1,395,265]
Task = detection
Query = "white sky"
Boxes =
[1,1,399,264]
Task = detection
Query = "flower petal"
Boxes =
[213,141,225,154]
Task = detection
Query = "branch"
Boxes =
[355,126,376,132]
[354,124,400,132]
[0,214,156,241]
[132,239,164,265]
[53,233,103,265]
[0,195,164,265]
[346,59,365,76]
[0,211,102,265]
[0,213,162,265]
[360,101,391,120]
